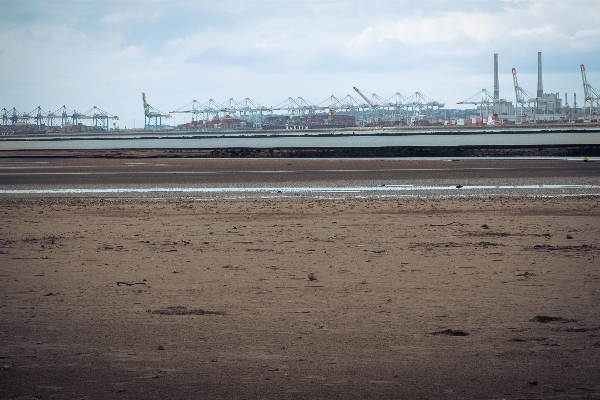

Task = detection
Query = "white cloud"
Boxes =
[112,45,143,60]
[347,1,600,58]
[1,0,599,128]
[102,10,162,24]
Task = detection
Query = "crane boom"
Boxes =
[142,93,150,117]
[581,65,587,99]
[580,63,600,120]
[581,64,591,102]
[512,68,520,102]
[353,87,376,108]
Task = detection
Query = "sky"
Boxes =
[1,0,599,128]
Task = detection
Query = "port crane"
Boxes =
[457,89,498,121]
[353,87,382,124]
[170,100,204,124]
[0,108,9,125]
[273,97,319,116]
[580,64,600,121]
[318,95,360,113]
[0,105,118,131]
[382,93,409,122]
[219,98,241,117]
[0,107,46,126]
[402,92,445,123]
[353,87,377,109]
[170,98,273,128]
[142,93,171,131]
[47,106,71,127]
[83,106,119,130]
[511,68,537,123]
[2,108,21,125]
[315,95,365,123]
[169,99,221,126]
[236,98,272,126]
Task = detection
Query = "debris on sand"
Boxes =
[530,315,575,323]
[116,281,146,287]
[308,272,317,281]
[516,271,535,277]
[148,306,225,316]
[430,329,469,336]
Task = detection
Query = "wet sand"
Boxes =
[2,143,600,159]
[1,196,599,399]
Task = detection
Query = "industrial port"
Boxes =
[2,53,599,135]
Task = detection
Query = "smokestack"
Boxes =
[494,53,499,100]
[537,51,543,98]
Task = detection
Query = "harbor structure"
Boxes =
[581,64,600,121]
[457,53,514,124]
[2,54,596,133]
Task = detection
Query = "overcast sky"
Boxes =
[1,0,599,128]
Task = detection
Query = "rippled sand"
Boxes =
[1,196,599,399]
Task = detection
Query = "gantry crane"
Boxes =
[402,92,444,123]
[382,93,409,122]
[0,108,9,125]
[353,87,381,123]
[512,68,537,123]
[142,92,171,131]
[0,105,117,132]
[2,108,21,125]
[353,87,377,109]
[318,95,359,113]
[457,89,498,122]
[236,98,272,126]
[82,106,119,130]
[273,97,319,116]
[170,100,207,126]
[580,64,600,121]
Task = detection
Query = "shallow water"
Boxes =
[1,130,600,150]
[2,184,599,200]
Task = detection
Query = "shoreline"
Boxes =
[3,123,600,138]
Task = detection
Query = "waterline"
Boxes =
[1,184,599,200]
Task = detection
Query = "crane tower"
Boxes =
[512,68,536,123]
[142,93,171,131]
[580,64,600,121]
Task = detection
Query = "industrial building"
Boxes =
[2,53,598,133]
[165,53,597,130]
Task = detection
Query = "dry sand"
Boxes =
[1,196,600,399]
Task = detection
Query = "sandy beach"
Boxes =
[1,195,599,399]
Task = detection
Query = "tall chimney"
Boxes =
[537,51,543,98]
[494,53,499,100]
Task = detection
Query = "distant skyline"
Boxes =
[1,0,599,128]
